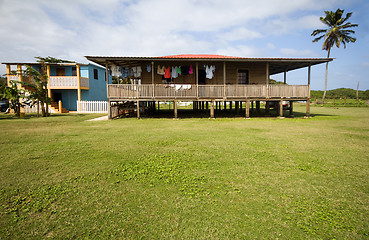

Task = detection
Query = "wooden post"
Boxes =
[206,101,209,110]
[357,81,360,105]
[245,100,250,118]
[279,99,283,118]
[137,100,140,119]
[230,101,232,110]
[6,65,11,87]
[76,64,81,101]
[46,64,51,93]
[58,100,62,113]
[210,101,214,118]
[266,62,269,84]
[256,101,260,113]
[108,100,111,119]
[17,65,24,114]
[289,101,293,117]
[284,70,287,84]
[174,100,178,119]
[196,62,199,99]
[152,61,155,99]
[308,63,311,85]
[223,62,226,98]
[306,99,310,118]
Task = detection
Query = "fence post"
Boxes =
[58,100,62,113]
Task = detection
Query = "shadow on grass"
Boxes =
[0,113,94,120]
[116,108,334,119]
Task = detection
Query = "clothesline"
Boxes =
[111,63,216,80]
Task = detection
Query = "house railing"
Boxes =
[49,76,89,89]
[108,84,309,99]
[77,100,108,113]
[80,77,89,88]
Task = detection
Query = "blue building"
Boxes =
[3,61,112,112]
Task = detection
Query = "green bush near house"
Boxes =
[0,106,368,239]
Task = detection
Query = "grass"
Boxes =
[0,106,369,239]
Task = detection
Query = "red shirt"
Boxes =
[164,67,171,78]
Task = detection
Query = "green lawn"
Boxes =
[1,106,368,239]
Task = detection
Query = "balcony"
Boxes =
[108,84,310,100]
[8,75,89,90]
[49,76,89,89]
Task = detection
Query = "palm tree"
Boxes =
[311,9,358,104]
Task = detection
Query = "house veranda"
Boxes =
[86,54,332,119]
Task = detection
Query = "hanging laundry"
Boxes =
[111,65,121,77]
[189,65,193,74]
[128,68,134,77]
[164,66,171,78]
[171,66,178,78]
[157,65,165,75]
[122,67,128,78]
[176,66,181,75]
[132,66,142,78]
[147,65,151,72]
[205,65,216,79]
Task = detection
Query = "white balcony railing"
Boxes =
[49,76,89,89]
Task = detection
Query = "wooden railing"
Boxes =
[108,84,309,99]
[49,76,89,89]
[80,77,89,88]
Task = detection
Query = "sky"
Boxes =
[0,0,368,90]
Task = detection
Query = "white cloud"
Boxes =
[0,0,357,69]
[280,48,316,57]
[216,45,259,57]
[267,43,276,49]
[220,28,262,41]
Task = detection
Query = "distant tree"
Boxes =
[1,81,25,117]
[37,56,75,63]
[311,8,358,104]
[269,79,285,85]
[22,63,50,117]
[0,76,7,100]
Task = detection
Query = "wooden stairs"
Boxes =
[50,101,69,113]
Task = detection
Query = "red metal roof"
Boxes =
[159,54,244,59]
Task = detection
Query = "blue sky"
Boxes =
[0,0,368,90]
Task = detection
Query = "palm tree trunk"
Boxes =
[322,48,331,105]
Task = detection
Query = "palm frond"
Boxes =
[312,35,325,43]
[311,29,327,36]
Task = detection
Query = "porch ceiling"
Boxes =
[85,56,333,75]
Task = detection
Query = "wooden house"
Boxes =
[85,54,333,118]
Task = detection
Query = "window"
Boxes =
[56,68,65,76]
[94,69,98,80]
[238,70,249,84]
[72,67,76,76]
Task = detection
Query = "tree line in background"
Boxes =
[311,88,369,100]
